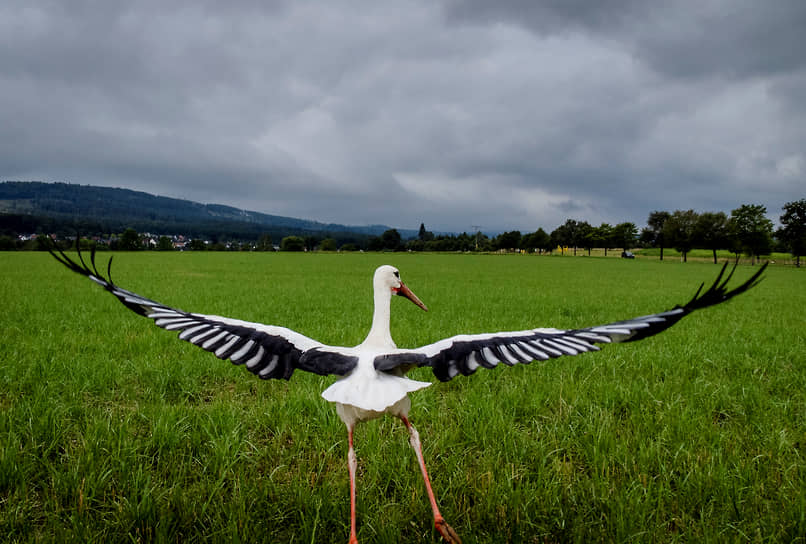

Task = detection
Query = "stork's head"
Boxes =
[374,265,428,311]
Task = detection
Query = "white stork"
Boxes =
[48,240,766,544]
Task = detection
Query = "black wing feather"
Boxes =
[48,237,357,380]
[378,261,767,382]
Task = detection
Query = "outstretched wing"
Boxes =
[48,240,358,380]
[375,262,766,382]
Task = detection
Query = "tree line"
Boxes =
[5,200,805,266]
[371,200,805,266]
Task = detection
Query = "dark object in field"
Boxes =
[48,237,766,544]
[622,250,635,259]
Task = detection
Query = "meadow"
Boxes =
[0,251,804,543]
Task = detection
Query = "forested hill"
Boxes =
[0,181,413,241]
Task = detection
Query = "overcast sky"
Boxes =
[2,1,804,233]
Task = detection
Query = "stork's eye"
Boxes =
[393,271,400,279]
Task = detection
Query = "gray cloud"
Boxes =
[445,0,806,79]
[1,0,803,233]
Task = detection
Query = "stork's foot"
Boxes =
[435,517,462,544]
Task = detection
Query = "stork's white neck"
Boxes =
[361,285,395,349]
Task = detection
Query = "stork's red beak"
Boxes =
[397,283,428,311]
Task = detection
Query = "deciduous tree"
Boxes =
[157,236,174,251]
[664,210,698,262]
[119,228,141,251]
[612,222,638,251]
[281,235,305,252]
[694,211,729,264]
[777,199,806,267]
[577,221,594,256]
[560,219,581,255]
[494,230,522,252]
[729,204,773,264]
[188,238,207,251]
[646,211,671,260]
[521,228,551,253]
[595,223,614,256]
[381,229,403,251]
[319,238,338,251]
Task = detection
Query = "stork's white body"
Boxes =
[322,265,431,420]
[323,351,430,419]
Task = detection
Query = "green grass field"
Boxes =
[1,252,804,543]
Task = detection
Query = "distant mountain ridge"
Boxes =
[0,181,415,240]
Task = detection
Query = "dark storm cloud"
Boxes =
[1,1,803,233]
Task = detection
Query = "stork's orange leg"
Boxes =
[347,424,358,544]
[400,416,462,544]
